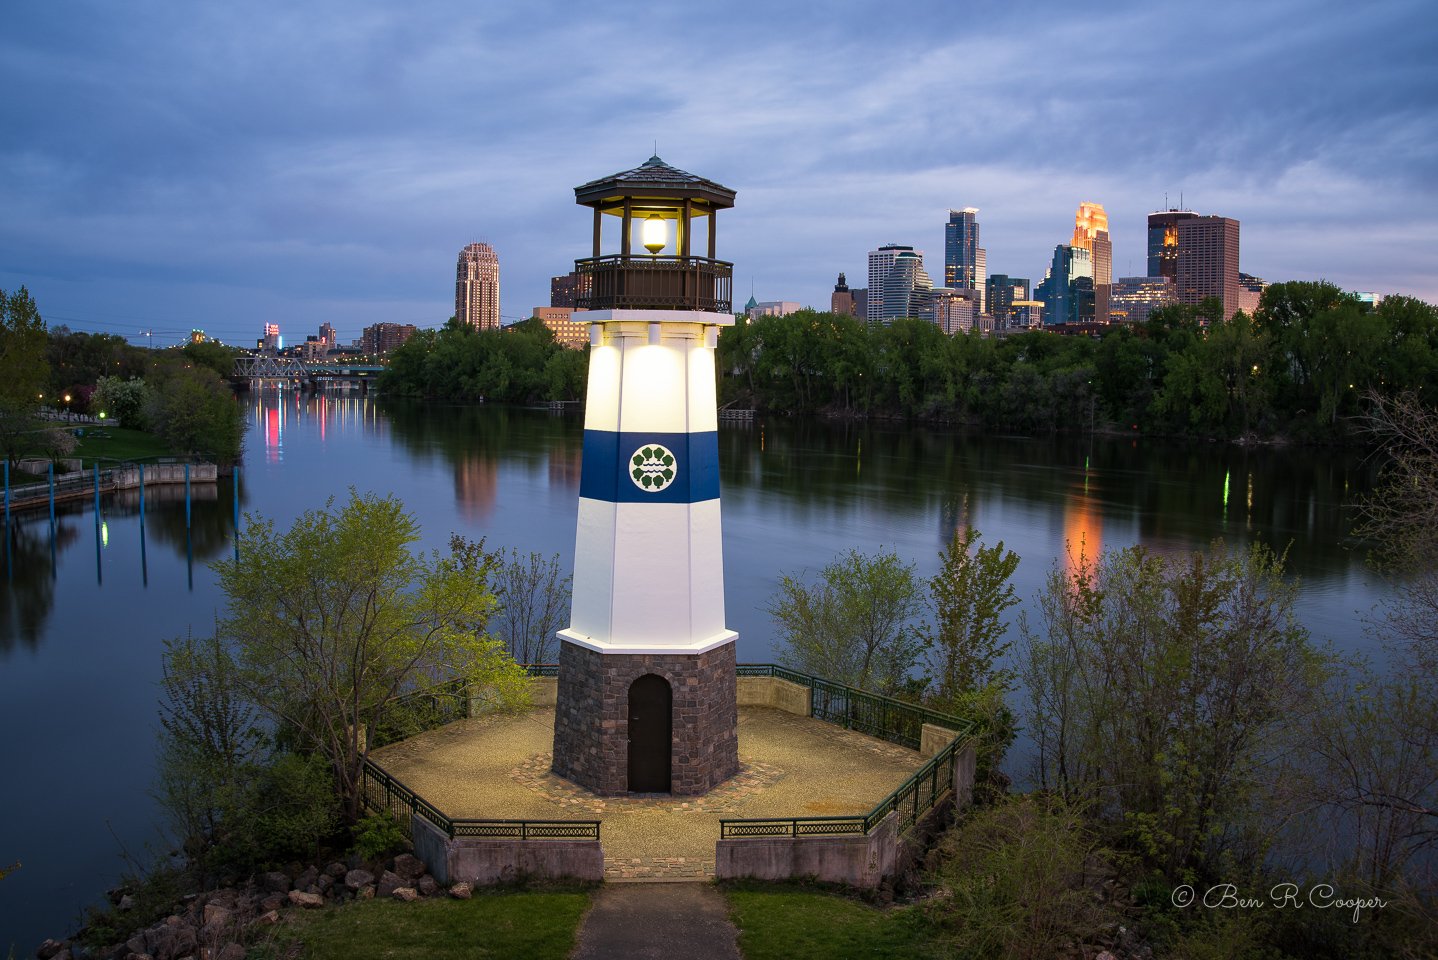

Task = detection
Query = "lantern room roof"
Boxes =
[575,156,736,210]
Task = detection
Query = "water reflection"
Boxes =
[0,475,241,654]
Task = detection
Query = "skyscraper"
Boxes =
[456,242,500,329]
[1175,216,1240,320]
[1072,202,1112,322]
[1036,244,1094,326]
[944,209,986,312]
[868,244,914,321]
[1147,209,1199,281]
[985,274,1030,330]
[871,247,933,323]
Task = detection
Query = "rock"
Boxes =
[251,910,280,927]
[287,890,324,909]
[37,940,65,959]
[1096,954,1118,960]
[392,887,418,902]
[324,861,348,878]
[259,893,285,913]
[391,854,425,880]
[343,869,374,891]
[294,867,319,891]
[355,884,375,901]
[118,895,136,911]
[449,882,472,900]
[216,947,244,960]
[201,904,231,928]
[416,875,438,897]
[376,870,403,898]
[260,872,290,894]
[124,954,153,960]
[52,951,72,960]
[125,939,147,958]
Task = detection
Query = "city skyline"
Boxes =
[2,0,1434,346]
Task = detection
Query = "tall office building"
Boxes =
[1147,209,1199,281]
[456,242,501,330]
[871,247,933,323]
[851,288,868,320]
[985,274,1030,330]
[1072,202,1112,322]
[1036,244,1094,326]
[1175,216,1240,320]
[261,322,281,351]
[944,209,986,312]
[831,273,855,316]
[318,322,337,349]
[868,244,927,322]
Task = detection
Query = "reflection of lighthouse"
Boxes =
[551,156,740,796]
[453,457,498,521]
[1061,489,1103,576]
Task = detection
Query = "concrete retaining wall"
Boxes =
[716,812,899,888]
[411,816,604,887]
[112,463,217,488]
[735,676,811,716]
[920,722,959,758]
[715,741,978,889]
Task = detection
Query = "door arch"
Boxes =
[627,673,672,793]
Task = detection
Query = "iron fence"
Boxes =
[360,760,600,842]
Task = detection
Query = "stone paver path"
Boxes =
[371,705,925,880]
[572,883,740,960]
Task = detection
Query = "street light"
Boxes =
[641,214,667,254]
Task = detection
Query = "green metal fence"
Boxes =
[362,673,599,841]
[359,759,600,842]
[721,664,976,840]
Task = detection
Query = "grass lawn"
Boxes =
[69,426,173,466]
[725,884,941,960]
[270,890,591,960]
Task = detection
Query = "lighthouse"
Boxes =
[551,156,740,796]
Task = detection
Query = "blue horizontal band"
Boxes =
[581,430,720,503]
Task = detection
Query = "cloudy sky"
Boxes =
[3,0,1434,346]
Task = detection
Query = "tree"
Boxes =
[456,538,570,665]
[0,286,49,409]
[1021,541,1329,878]
[145,362,244,466]
[215,491,530,822]
[768,548,923,695]
[919,526,1020,706]
[91,375,154,428]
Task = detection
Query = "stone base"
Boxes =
[552,639,739,796]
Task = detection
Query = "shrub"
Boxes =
[925,795,1122,960]
[351,811,408,862]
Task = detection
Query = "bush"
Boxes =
[351,811,408,862]
[925,795,1122,960]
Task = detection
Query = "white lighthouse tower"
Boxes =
[551,156,740,795]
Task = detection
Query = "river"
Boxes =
[0,391,1394,951]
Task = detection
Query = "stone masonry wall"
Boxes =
[552,639,739,795]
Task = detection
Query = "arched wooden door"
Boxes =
[627,674,672,793]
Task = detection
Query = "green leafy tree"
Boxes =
[144,362,244,465]
[91,375,154,428]
[919,526,1020,703]
[0,287,49,409]
[215,491,530,822]
[768,548,923,695]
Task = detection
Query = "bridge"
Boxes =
[232,356,386,390]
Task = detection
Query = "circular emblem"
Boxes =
[630,443,677,492]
